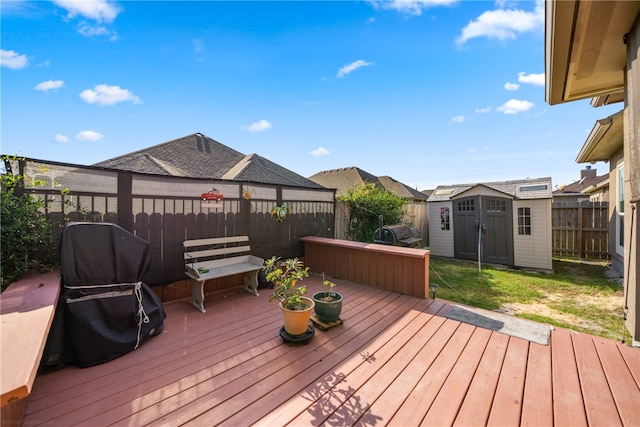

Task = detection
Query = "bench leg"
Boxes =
[190,280,206,313]
[243,270,260,296]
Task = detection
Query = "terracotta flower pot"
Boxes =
[280,296,315,336]
[312,291,343,323]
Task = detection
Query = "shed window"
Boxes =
[487,199,506,213]
[440,207,450,230]
[517,207,531,235]
[457,199,474,211]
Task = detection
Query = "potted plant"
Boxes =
[264,256,315,336]
[312,273,343,323]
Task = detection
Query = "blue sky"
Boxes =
[1,0,621,190]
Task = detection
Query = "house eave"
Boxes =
[545,0,640,105]
[576,110,624,164]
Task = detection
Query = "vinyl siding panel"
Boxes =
[428,201,454,257]
[513,199,553,270]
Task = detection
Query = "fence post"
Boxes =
[576,205,583,258]
[117,172,133,233]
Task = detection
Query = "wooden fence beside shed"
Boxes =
[551,202,609,260]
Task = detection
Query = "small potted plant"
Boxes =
[312,273,343,323]
[264,256,315,336]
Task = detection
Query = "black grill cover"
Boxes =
[43,222,165,368]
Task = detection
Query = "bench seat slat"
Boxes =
[185,255,263,280]
[183,236,249,248]
[184,245,251,261]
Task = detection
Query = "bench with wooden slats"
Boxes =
[183,236,263,313]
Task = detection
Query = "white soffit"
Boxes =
[576,110,624,163]
[545,1,640,105]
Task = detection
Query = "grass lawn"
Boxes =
[428,256,627,342]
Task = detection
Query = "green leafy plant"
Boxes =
[315,272,339,302]
[337,183,406,243]
[264,256,309,310]
[1,155,59,291]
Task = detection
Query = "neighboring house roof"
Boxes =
[308,167,378,196]
[377,176,427,201]
[427,177,553,202]
[308,166,427,200]
[553,167,608,196]
[94,133,323,188]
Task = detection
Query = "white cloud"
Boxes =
[452,115,465,123]
[76,130,104,141]
[368,0,458,16]
[54,134,70,143]
[243,120,272,132]
[475,107,492,114]
[80,84,142,106]
[304,101,319,106]
[52,1,120,39]
[311,146,330,157]
[456,0,543,45]
[193,38,205,54]
[497,99,534,115]
[1,49,29,69]
[337,59,373,78]
[78,23,110,37]
[52,0,121,23]
[504,82,519,91]
[518,71,545,86]
[35,80,65,92]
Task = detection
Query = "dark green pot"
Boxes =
[312,291,343,323]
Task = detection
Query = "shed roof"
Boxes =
[94,133,323,188]
[427,177,553,202]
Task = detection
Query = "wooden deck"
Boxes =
[24,274,639,426]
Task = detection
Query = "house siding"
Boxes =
[607,147,625,276]
[513,199,553,270]
[427,201,454,257]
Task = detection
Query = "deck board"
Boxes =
[22,273,640,427]
[486,337,529,426]
[573,332,624,426]
[453,332,509,426]
[551,327,588,426]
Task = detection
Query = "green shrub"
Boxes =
[338,183,406,243]
[1,156,59,291]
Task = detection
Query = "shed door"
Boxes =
[453,196,514,266]
[483,197,513,265]
[453,197,478,260]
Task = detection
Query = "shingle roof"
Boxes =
[308,167,379,196]
[427,177,553,202]
[93,133,323,188]
[377,176,427,200]
[308,167,426,200]
[553,172,609,195]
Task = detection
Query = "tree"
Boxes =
[337,183,406,243]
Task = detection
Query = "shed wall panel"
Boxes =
[428,202,454,257]
[513,199,553,270]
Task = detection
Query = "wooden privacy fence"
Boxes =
[552,202,609,259]
[15,158,335,289]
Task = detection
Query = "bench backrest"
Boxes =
[183,236,252,266]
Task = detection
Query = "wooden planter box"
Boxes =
[301,236,430,299]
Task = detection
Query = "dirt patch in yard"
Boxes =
[498,291,625,334]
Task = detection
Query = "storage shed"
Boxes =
[427,177,553,271]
